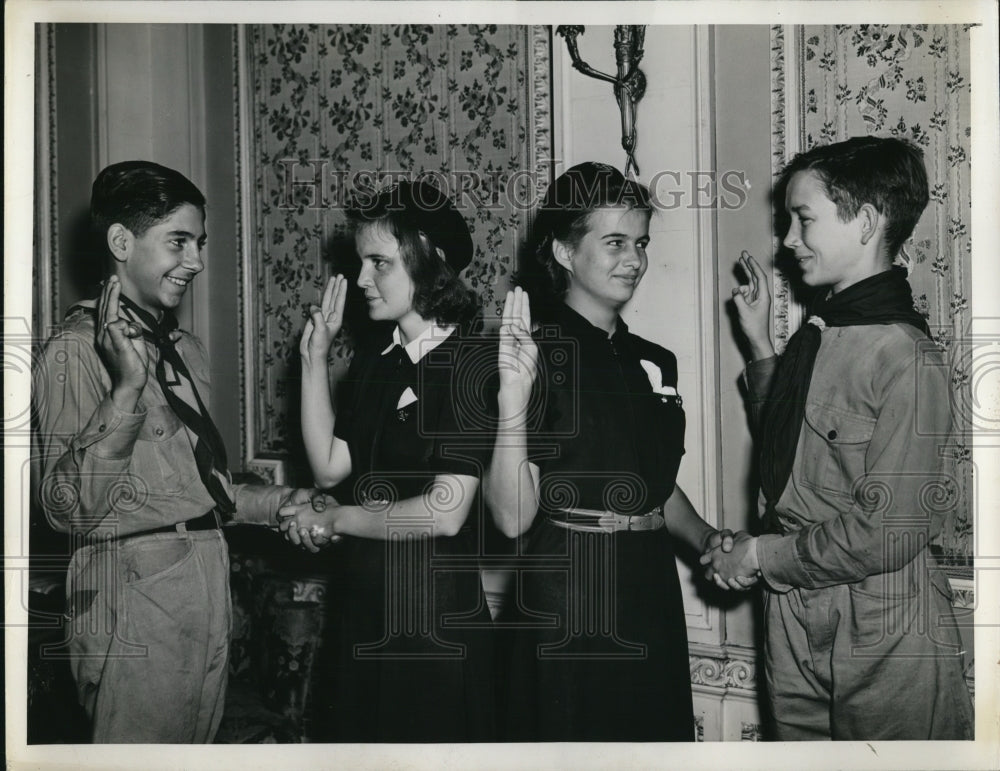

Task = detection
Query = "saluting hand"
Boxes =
[731,251,774,361]
[498,287,539,409]
[300,274,348,366]
[97,276,149,409]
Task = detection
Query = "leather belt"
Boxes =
[118,509,222,541]
[548,506,665,534]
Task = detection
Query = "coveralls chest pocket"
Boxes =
[800,403,877,499]
[134,405,200,495]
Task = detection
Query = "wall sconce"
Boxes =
[556,25,647,177]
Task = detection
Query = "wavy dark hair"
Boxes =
[517,162,652,320]
[346,185,479,326]
[91,160,206,241]
[777,136,929,260]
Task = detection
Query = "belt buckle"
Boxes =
[595,511,618,532]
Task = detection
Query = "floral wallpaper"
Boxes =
[238,25,551,462]
[770,25,972,560]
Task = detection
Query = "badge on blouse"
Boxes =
[396,386,417,421]
[639,359,681,404]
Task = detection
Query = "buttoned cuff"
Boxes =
[755,533,806,593]
[71,396,146,459]
[743,356,778,403]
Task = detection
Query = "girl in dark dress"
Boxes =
[279,181,494,742]
[486,162,735,741]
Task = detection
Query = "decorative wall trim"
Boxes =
[769,24,806,353]
[530,25,555,211]
[234,26,283,476]
[686,25,723,639]
[234,25,251,468]
[245,458,285,486]
[35,23,59,333]
[688,644,758,692]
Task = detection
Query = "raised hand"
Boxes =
[97,276,149,409]
[731,251,774,361]
[498,287,539,408]
[700,530,760,591]
[300,274,348,365]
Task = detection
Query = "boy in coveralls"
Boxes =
[33,161,314,742]
[703,137,974,740]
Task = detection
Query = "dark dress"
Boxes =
[311,326,495,742]
[502,303,694,742]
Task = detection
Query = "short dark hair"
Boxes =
[518,162,652,316]
[778,136,929,259]
[346,181,479,326]
[91,160,206,241]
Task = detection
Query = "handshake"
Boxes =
[701,529,761,591]
[276,489,342,553]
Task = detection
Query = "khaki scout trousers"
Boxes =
[763,559,974,740]
[64,529,231,743]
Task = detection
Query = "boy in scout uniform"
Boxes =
[705,137,974,740]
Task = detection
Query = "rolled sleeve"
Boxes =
[232,484,294,526]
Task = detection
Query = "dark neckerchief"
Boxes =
[115,294,236,519]
[758,267,930,531]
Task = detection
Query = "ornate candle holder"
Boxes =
[556,25,647,176]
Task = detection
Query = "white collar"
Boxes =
[381,323,456,364]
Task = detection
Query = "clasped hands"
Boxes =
[701,529,760,591]
[277,490,342,553]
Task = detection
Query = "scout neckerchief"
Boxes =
[116,295,237,520]
[758,267,930,532]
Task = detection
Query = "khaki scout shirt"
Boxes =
[745,323,952,593]
[34,301,291,538]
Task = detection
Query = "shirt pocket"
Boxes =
[799,402,877,499]
[132,405,200,495]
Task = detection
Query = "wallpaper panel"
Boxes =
[771,25,972,561]
[238,25,551,463]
